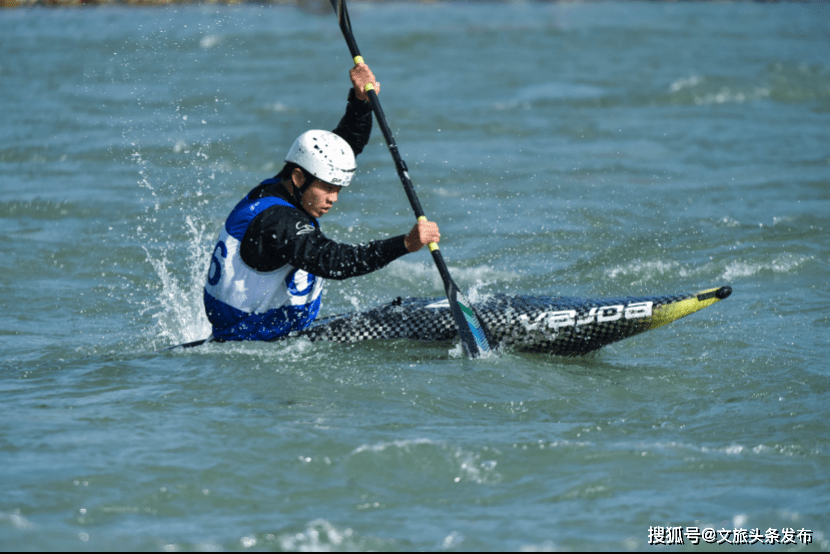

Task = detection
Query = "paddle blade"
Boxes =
[447,283,493,358]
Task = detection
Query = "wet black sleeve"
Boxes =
[332,88,373,156]
[240,205,409,279]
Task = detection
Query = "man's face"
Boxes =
[301,180,342,219]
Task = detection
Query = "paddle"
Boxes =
[329,0,494,358]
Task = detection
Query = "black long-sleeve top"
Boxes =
[237,89,410,279]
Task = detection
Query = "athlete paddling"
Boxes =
[203,63,440,341]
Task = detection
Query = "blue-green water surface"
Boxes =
[1,2,829,550]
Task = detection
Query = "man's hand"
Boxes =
[404,219,440,253]
[350,63,380,102]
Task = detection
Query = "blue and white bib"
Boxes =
[203,192,324,341]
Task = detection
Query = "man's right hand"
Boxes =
[405,219,440,253]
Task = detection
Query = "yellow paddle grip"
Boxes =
[352,57,376,94]
[418,216,440,252]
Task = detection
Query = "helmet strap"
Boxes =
[290,167,318,208]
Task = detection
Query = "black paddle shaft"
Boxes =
[329,0,493,357]
[332,3,425,215]
[332,0,462,289]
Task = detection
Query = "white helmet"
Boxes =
[285,130,356,187]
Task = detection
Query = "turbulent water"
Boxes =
[2,2,829,550]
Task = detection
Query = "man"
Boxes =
[203,63,440,341]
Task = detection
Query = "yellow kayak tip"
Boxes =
[649,286,732,330]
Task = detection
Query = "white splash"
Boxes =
[351,438,435,455]
[0,510,33,531]
[199,35,222,49]
[669,75,703,92]
[721,254,811,281]
[604,259,690,287]
[349,438,500,485]
[143,215,213,346]
[694,87,770,105]
[279,519,354,551]
[386,259,515,293]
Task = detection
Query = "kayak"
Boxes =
[292,286,732,356]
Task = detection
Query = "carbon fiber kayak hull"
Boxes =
[292,286,732,356]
